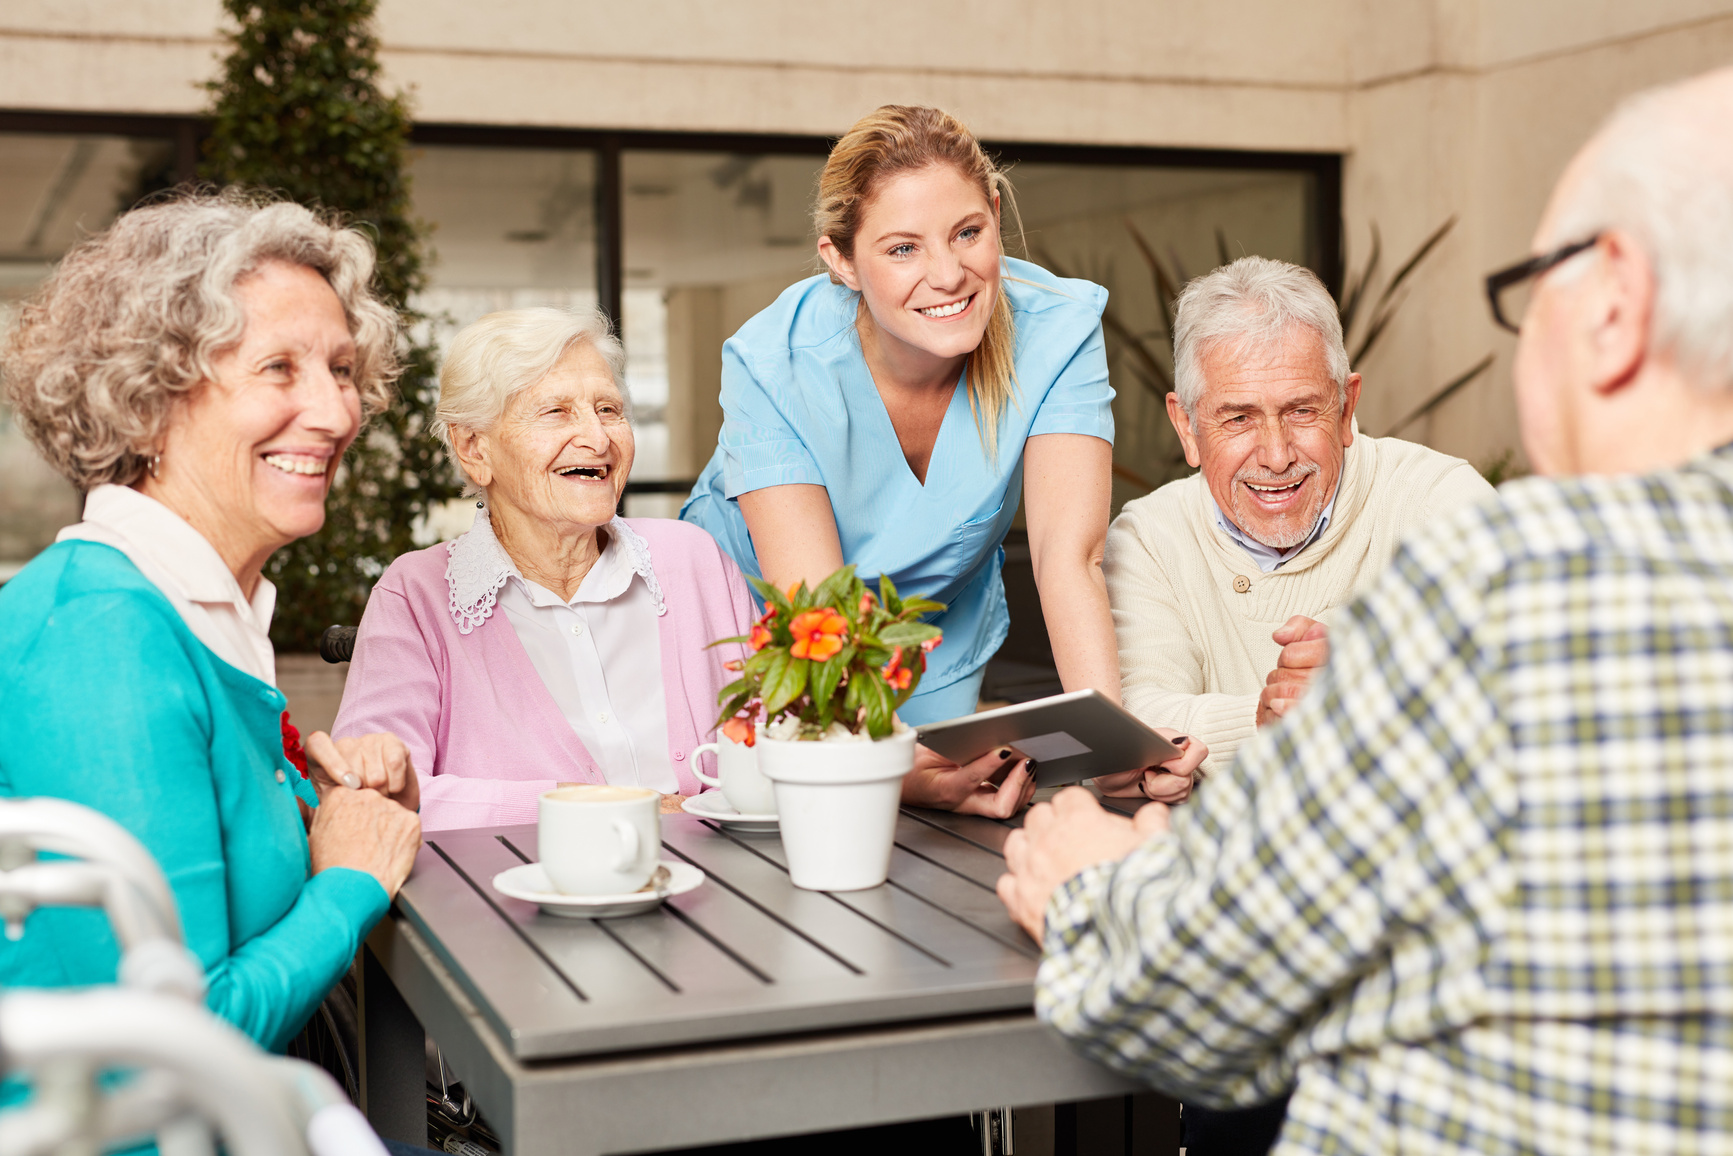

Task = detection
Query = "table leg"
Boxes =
[1054,1093,1180,1155]
[360,941,429,1145]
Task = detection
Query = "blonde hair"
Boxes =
[1,190,399,490]
[433,306,626,494]
[815,105,1019,455]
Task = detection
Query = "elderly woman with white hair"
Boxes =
[332,308,760,831]
[0,193,421,1052]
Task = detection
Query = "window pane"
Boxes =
[405,144,598,540]
[620,150,825,515]
[1009,162,1317,511]
[0,133,175,577]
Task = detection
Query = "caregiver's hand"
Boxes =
[305,730,420,812]
[1093,729,1207,802]
[902,745,1039,819]
[309,786,422,899]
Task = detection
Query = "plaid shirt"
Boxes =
[1039,445,1733,1155]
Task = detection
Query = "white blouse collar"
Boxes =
[444,508,665,634]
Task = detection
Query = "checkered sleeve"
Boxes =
[1036,520,1524,1107]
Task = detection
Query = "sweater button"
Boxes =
[1233,574,1251,593]
[275,769,287,784]
[674,750,685,761]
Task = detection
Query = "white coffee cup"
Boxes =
[691,734,777,815]
[537,785,660,896]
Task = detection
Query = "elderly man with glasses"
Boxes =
[1098,256,1492,802]
[1000,65,1733,1156]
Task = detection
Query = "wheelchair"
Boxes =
[0,796,388,1156]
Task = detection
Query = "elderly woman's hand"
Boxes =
[902,745,1039,819]
[304,731,419,813]
[308,786,422,899]
[1093,730,1207,802]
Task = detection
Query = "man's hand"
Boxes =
[1256,615,1329,727]
[1094,729,1209,802]
[996,787,1171,939]
[305,731,420,812]
[903,745,1038,819]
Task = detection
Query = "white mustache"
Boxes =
[1235,460,1319,488]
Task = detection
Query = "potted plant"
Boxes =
[710,566,942,890]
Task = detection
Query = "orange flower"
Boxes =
[723,658,744,672]
[722,714,756,748]
[749,622,773,651]
[789,608,848,661]
[859,592,876,615]
[881,645,912,691]
[920,634,942,653]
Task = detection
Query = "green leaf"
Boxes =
[712,689,751,730]
[812,564,857,610]
[716,677,748,705]
[900,597,946,616]
[810,646,853,709]
[877,573,903,616]
[744,648,780,676]
[704,634,751,649]
[746,575,793,619]
[762,655,810,716]
[878,622,942,648]
[861,674,894,738]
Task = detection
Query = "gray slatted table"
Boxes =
[359,805,1155,1155]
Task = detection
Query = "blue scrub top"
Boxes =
[680,257,1114,720]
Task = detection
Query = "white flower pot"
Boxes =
[755,727,916,891]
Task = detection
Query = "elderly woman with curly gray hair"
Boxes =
[0,193,421,1054]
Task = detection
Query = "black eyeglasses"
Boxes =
[1483,234,1602,334]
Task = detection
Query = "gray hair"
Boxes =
[433,306,627,485]
[1171,256,1349,419]
[1546,68,1733,391]
[1,190,400,489]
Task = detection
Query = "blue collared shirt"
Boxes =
[1210,487,1338,573]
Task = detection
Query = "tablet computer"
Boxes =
[914,689,1181,788]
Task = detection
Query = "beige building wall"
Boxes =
[4,0,1732,470]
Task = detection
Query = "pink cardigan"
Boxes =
[333,518,755,832]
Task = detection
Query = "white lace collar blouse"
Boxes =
[444,508,675,793]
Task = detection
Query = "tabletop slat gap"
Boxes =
[898,809,1012,857]
[496,833,532,862]
[705,829,961,969]
[817,891,955,968]
[591,918,683,994]
[425,840,590,1002]
[660,904,776,985]
[659,842,867,976]
[891,841,1002,894]
[882,878,1040,960]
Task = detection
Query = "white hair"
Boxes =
[1171,256,1348,418]
[1546,69,1733,391]
[433,306,627,479]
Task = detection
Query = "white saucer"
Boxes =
[682,791,779,833]
[491,860,704,918]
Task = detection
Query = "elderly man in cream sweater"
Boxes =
[1102,257,1493,787]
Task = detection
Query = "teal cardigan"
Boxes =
[0,541,388,1052]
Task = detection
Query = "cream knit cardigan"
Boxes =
[1105,431,1495,772]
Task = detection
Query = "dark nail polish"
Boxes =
[996,747,1013,762]
[1024,759,1039,775]
[1172,735,1191,746]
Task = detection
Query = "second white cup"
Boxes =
[538,785,661,895]
[691,733,777,815]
